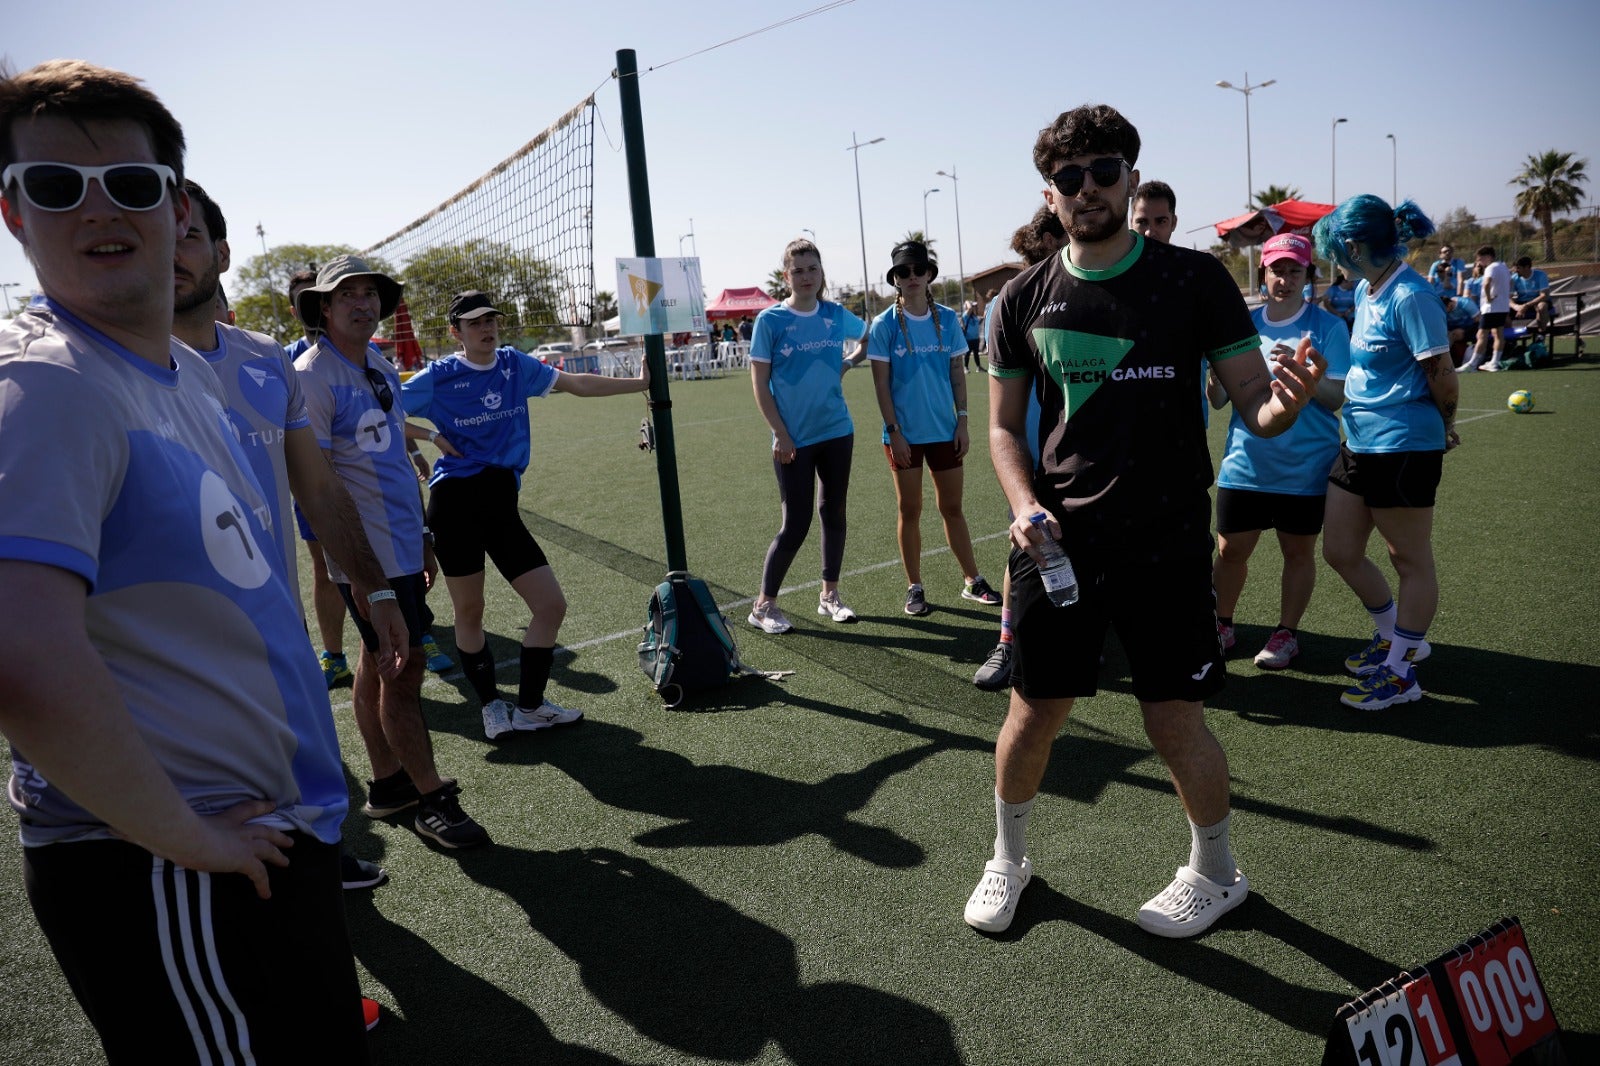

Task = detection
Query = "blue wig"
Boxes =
[1312,194,1436,272]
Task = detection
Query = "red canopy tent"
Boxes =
[384,298,424,370]
[706,287,777,321]
[1213,199,1336,250]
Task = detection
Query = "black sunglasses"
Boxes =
[1,161,176,212]
[891,262,931,281]
[364,364,394,413]
[1049,157,1127,197]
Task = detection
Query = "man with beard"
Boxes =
[965,104,1324,938]
[172,180,405,890]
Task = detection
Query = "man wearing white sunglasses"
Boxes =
[0,60,370,1059]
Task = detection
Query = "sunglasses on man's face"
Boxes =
[1049,157,1127,197]
[891,263,931,281]
[364,365,394,413]
[1,161,176,213]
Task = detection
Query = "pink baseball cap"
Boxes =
[1261,233,1313,267]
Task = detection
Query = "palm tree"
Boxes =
[900,229,936,250]
[765,269,791,301]
[1253,185,1301,209]
[1511,150,1589,262]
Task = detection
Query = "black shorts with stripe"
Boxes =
[23,834,368,1064]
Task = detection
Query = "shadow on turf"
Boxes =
[383,845,962,1065]
[1004,878,1399,1036]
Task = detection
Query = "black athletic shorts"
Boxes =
[1327,444,1443,509]
[1479,311,1509,330]
[339,571,434,652]
[1008,548,1226,704]
[885,439,963,472]
[1215,487,1327,536]
[426,467,549,581]
[24,835,368,1064]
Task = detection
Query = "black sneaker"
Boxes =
[973,642,1013,690]
[413,784,490,849]
[904,584,930,616]
[340,851,389,891]
[961,576,1002,605]
[362,769,458,818]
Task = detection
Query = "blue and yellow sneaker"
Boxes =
[321,650,352,689]
[421,632,454,673]
[1344,633,1432,676]
[1340,665,1423,710]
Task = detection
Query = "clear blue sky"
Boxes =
[4,0,1596,317]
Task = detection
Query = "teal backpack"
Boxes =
[638,573,791,707]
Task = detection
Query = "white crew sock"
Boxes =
[994,791,1034,866]
[1365,599,1398,643]
[1188,813,1237,885]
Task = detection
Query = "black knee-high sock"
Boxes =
[518,646,555,710]
[460,645,499,705]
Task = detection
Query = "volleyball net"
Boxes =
[363,94,596,350]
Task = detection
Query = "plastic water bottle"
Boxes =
[1029,512,1079,607]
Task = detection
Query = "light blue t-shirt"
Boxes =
[295,339,424,581]
[1324,284,1357,317]
[1428,257,1466,285]
[1218,303,1351,496]
[400,345,557,487]
[1463,275,1483,302]
[1446,296,1480,332]
[1344,266,1450,453]
[867,303,965,445]
[748,300,865,448]
[0,300,345,846]
[1511,268,1550,302]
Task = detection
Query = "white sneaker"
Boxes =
[1136,866,1249,938]
[482,698,516,740]
[964,857,1032,933]
[511,699,584,731]
[747,601,793,634]
[816,592,856,623]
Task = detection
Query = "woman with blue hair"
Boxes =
[1312,195,1458,711]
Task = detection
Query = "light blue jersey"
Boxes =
[400,345,557,486]
[1446,296,1480,332]
[867,303,964,445]
[1344,265,1450,453]
[1511,268,1550,303]
[1219,303,1351,495]
[1324,284,1356,317]
[748,300,864,448]
[1463,275,1483,302]
[296,339,424,580]
[0,300,345,846]
[199,323,309,607]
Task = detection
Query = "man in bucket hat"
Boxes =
[295,255,490,849]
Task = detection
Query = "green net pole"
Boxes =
[616,48,688,575]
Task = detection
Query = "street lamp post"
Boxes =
[847,132,886,316]
[0,282,20,317]
[1331,117,1348,203]
[1386,133,1397,204]
[1216,73,1276,292]
[922,187,940,242]
[936,167,967,308]
[255,223,283,330]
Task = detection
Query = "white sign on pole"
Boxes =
[616,257,706,336]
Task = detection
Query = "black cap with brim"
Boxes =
[449,290,502,321]
[886,243,938,287]
[293,254,403,330]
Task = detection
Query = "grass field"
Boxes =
[2,352,1597,1064]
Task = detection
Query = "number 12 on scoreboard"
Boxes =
[1346,973,1462,1066]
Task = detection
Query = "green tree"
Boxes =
[1252,185,1301,209]
[1511,150,1589,262]
[593,289,618,324]
[765,269,791,301]
[396,239,566,349]
[900,229,935,250]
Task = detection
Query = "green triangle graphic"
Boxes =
[1030,328,1135,421]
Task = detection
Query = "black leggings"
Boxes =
[761,432,854,597]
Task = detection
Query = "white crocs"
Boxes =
[964,857,1033,933]
[1136,865,1249,939]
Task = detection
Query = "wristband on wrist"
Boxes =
[956,409,968,418]
[367,589,398,605]
[428,429,439,443]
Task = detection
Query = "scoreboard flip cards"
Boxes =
[1323,917,1567,1066]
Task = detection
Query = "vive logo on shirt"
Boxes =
[199,470,272,590]
[1031,328,1137,420]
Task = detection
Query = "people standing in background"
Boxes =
[868,239,1001,617]
[1208,233,1350,671]
[1313,195,1457,710]
[746,238,868,633]
[1461,244,1511,372]
[960,299,984,373]
[1320,271,1357,331]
